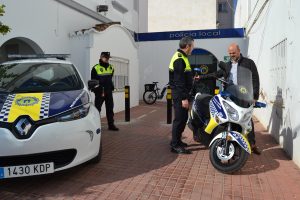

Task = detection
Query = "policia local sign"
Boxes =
[135,28,245,42]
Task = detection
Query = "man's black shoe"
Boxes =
[108,125,119,131]
[169,141,188,147]
[171,146,192,154]
[193,134,201,143]
[251,145,262,155]
[178,141,188,147]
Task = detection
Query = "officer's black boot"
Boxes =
[108,124,119,131]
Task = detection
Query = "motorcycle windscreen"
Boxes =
[225,67,254,108]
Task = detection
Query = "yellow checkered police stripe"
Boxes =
[39,93,50,119]
[8,93,44,122]
[0,94,16,122]
[0,93,50,123]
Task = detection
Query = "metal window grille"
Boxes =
[110,57,129,91]
[270,38,287,102]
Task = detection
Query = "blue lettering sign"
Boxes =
[135,28,245,42]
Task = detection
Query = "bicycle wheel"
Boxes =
[143,91,157,104]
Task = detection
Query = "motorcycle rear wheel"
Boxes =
[209,138,249,174]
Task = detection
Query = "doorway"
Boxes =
[0,37,43,62]
[189,48,218,95]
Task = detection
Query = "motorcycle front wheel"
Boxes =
[209,138,249,174]
[143,91,157,104]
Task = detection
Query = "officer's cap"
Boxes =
[100,52,110,58]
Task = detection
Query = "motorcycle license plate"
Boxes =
[0,163,54,179]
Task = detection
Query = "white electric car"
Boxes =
[0,55,102,179]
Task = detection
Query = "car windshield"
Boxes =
[0,62,83,93]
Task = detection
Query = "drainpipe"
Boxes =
[245,0,270,36]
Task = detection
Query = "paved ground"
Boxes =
[1,102,300,200]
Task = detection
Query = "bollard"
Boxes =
[166,85,172,124]
[125,85,130,121]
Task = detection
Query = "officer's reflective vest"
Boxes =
[169,52,191,72]
[93,64,114,76]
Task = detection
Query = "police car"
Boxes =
[0,55,102,179]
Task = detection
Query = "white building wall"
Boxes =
[146,0,217,32]
[72,0,138,32]
[0,0,139,118]
[235,0,300,167]
[0,0,102,54]
[138,38,248,99]
[69,34,91,83]
[234,0,252,27]
[70,25,139,117]
[138,0,148,33]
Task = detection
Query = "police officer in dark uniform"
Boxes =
[91,52,119,131]
[169,36,194,154]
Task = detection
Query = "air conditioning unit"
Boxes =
[97,5,108,12]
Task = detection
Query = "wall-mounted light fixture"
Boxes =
[97,5,108,12]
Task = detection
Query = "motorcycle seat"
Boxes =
[193,93,212,120]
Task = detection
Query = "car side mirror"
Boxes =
[88,80,99,90]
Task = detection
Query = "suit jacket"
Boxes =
[199,54,260,100]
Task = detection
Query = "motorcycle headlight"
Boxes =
[223,101,239,121]
[57,103,90,122]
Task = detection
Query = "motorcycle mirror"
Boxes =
[219,61,227,70]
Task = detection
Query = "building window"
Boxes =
[270,38,287,102]
[110,57,129,91]
[218,2,228,13]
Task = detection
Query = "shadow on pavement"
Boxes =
[0,104,178,199]
[234,132,287,175]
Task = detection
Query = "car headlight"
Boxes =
[223,101,239,121]
[57,103,90,122]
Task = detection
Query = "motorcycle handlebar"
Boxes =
[254,101,267,108]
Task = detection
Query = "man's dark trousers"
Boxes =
[171,98,188,147]
[95,90,114,126]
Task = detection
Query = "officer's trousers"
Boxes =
[95,90,115,126]
[171,98,188,147]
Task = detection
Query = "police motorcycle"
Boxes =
[188,64,266,173]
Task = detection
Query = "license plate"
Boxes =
[0,163,54,179]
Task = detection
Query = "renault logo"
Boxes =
[15,118,32,136]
